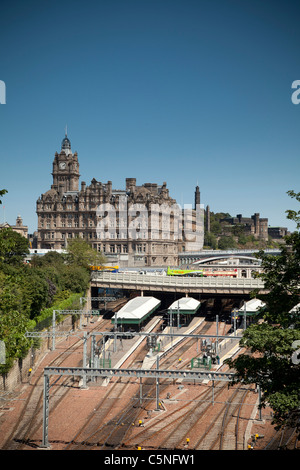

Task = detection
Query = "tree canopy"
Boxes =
[0,227,105,373]
[0,227,30,265]
[225,191,300,431]
[65,237,106,268]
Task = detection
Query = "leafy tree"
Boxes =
[30,250,65,268]
[225,191,300,431]
[66,238,106,268]
[0,226,100,372]
[0,309,32,374]
[0,189,7,203]
[204,232,217,249]
[0,228,29,265]
[59,265,90,293]
[210,220,222,235]
[218,235,236,250]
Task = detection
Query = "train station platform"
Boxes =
[96,315,162,386]
[93,314,205,386]
[111,296,161,326]
[167,297,201,316]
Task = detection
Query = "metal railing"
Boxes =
[91,271,265,290]
[179,248,280,256]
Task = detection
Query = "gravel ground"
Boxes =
[0,319,284,451]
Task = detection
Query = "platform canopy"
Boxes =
[237,298,265,316]
[168,297,201,315]
[290,302,300,313]
[112,296,161,325]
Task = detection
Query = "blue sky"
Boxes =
[0,0,299,234]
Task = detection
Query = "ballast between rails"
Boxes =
[42,366,236,447]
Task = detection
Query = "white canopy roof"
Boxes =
[289,302,300,313]
[238,298,265,313]
[115,296,161,322]
[168,297,201,313]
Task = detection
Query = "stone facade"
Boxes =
[0,216,28,238]
[36,135,203,266]
[221,213,269,241]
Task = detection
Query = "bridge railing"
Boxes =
[179,248,280,257]
[91,271,265,289]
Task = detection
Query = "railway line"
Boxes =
[262,425,300,450]
[63,338,156,449]
[61,319,244,450]
[0,312,115,450]
[120,349,254,450]
[62,317,209,449]
[1,302,296,451]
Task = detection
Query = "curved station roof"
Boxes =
[112,296,161,325]
[237,298,265,316]
[167,297,201,315]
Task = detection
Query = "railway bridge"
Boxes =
[179,248,280,266]
[91,271,266,295]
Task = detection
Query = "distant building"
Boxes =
[36,134,204,266]
[0,215,28,239]
[11,215,28,238]
[268,226,289,239]
[221,213,269,241]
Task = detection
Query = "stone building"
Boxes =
[0,215,28,239]
[11,215,28,238]
[221,213,269,241]
[36,135,203,266]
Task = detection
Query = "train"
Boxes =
[167,267,237,277]
[89,265,119,272]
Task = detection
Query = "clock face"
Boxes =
[59,162,66,170]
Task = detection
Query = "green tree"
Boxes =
[218,235,236,250]
[66,238,106,268]
[0,189,7,203]
[204,232,217,249]
[225,191,300,431]
[0,309,32,374]
[0,228,29,265]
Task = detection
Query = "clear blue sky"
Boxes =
[1,0,299,234]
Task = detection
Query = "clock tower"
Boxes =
[52,133,80,193]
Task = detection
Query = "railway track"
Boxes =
[63,337,157,449]
[123,382,228,449]
[2,313,264,451]
[1,315,113,450]
[63,319,224,450]
[263,426,300,450]
[195,386,251,450]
